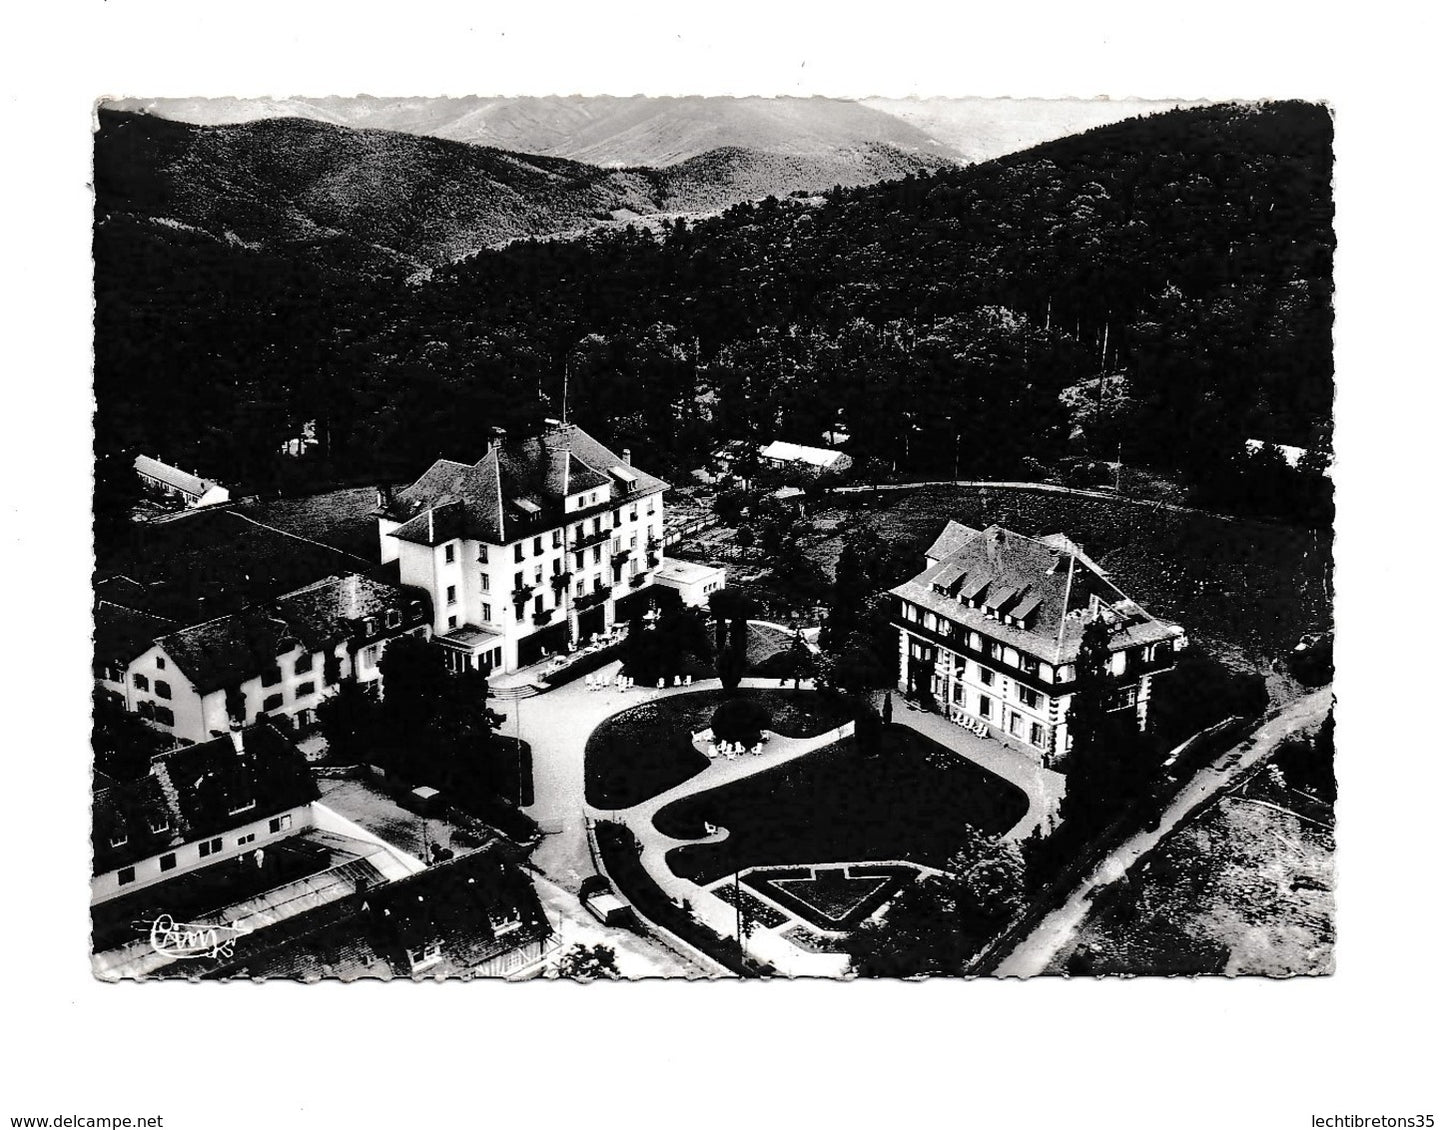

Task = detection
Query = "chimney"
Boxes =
[541,418,571,458]
[622,448,632,466]
[345,574,361,619]
[485,426,507,456]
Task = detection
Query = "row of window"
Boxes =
[902,606,1056,679]
[909,640,1045,712]
[112,815,295,886]
[944,682,1050,748]
[136,700,175,727]
[133,673,173,697]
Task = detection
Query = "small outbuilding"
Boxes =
[652,559,727,608]
[134,454,231,508]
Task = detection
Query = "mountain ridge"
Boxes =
[104,95,964,166]
[94,108,952,273]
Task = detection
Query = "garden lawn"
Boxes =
[656,724,1029,885]
[584,689,854,810]
[745,623,793,667]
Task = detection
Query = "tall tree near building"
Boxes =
[316,679,383,765]
[1056,615,1161,841]
[717,615,749,693]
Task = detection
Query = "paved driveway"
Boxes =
[502,659,1068,977]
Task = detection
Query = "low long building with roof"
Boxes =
[376,419,671,675]
[891,521,1187,767]
[134,454,230,507]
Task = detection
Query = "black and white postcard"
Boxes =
[90,93,1334,982]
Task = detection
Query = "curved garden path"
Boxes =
[592,720,858,977]
[499,653,1066,977]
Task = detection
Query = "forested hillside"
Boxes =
[94,101,1332,524]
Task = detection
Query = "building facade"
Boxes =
[91,722,322,904]
[376,420,670,675]
[891,521,1186,769]
[97,573,430,744]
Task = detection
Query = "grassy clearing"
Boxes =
[1049,793,1334,977]
[791,485,1330,664]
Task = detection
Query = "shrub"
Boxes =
[1150,649,1268,751]
[711,697,772,747]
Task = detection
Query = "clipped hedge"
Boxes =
[594,820,773,978]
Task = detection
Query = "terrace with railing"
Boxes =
[573,526,612,550]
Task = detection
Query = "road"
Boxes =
[991,686,1334,977]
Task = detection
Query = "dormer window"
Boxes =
[362,617,377,637]
[386,609,402,629]
[408,943,443,971]
[227,798,256,816]
[109,831,128,848]
[409,600,423,619]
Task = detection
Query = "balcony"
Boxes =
[510,584,536,607]
[612,547,632,564]
[532,608,555,627]
[573,526,611,550]
[629,572,648,589]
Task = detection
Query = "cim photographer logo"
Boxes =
[148,914,250,960]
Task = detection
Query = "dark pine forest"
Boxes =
[94,101,1333,530]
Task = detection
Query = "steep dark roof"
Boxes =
[94,601,176,672]
[383,424,666,548]
[924,519,983,563]
[93,721,316,875]
[198,846,553,981]
[892,523,1183,665]
[153,574,426,694]
[95,508,369,625]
